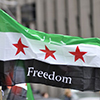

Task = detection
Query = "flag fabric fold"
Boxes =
[1,9,100,91]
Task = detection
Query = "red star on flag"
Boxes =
[40,45,56,60]
[13,38,28,55]
[69,46,87,62]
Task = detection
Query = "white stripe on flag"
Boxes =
[0,32,100,68]
[15,83,27,90]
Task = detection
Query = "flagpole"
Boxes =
[0,86,2,100]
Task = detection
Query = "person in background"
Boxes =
[61,89,79,100]
[41,92,49,98]
[62,89,72,100]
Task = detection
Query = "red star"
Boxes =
[40,45,56,60]
[13,38,28,55]
[69,46,87,62]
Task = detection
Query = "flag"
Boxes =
[1,9,100,91]
[7,83,34,100]
[27,83,34,100]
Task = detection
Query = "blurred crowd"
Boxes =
[1,85,79,100]
[1,84,100,100]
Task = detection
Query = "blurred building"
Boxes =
[1,0,100,98]
[2,0,100,38]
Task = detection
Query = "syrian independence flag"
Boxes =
[7,83,34,100]
[1,9,100,91]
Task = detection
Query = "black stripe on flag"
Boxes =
[0,59,100,91]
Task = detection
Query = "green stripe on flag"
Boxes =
[1,9,100,47]
[27,83,34,100]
